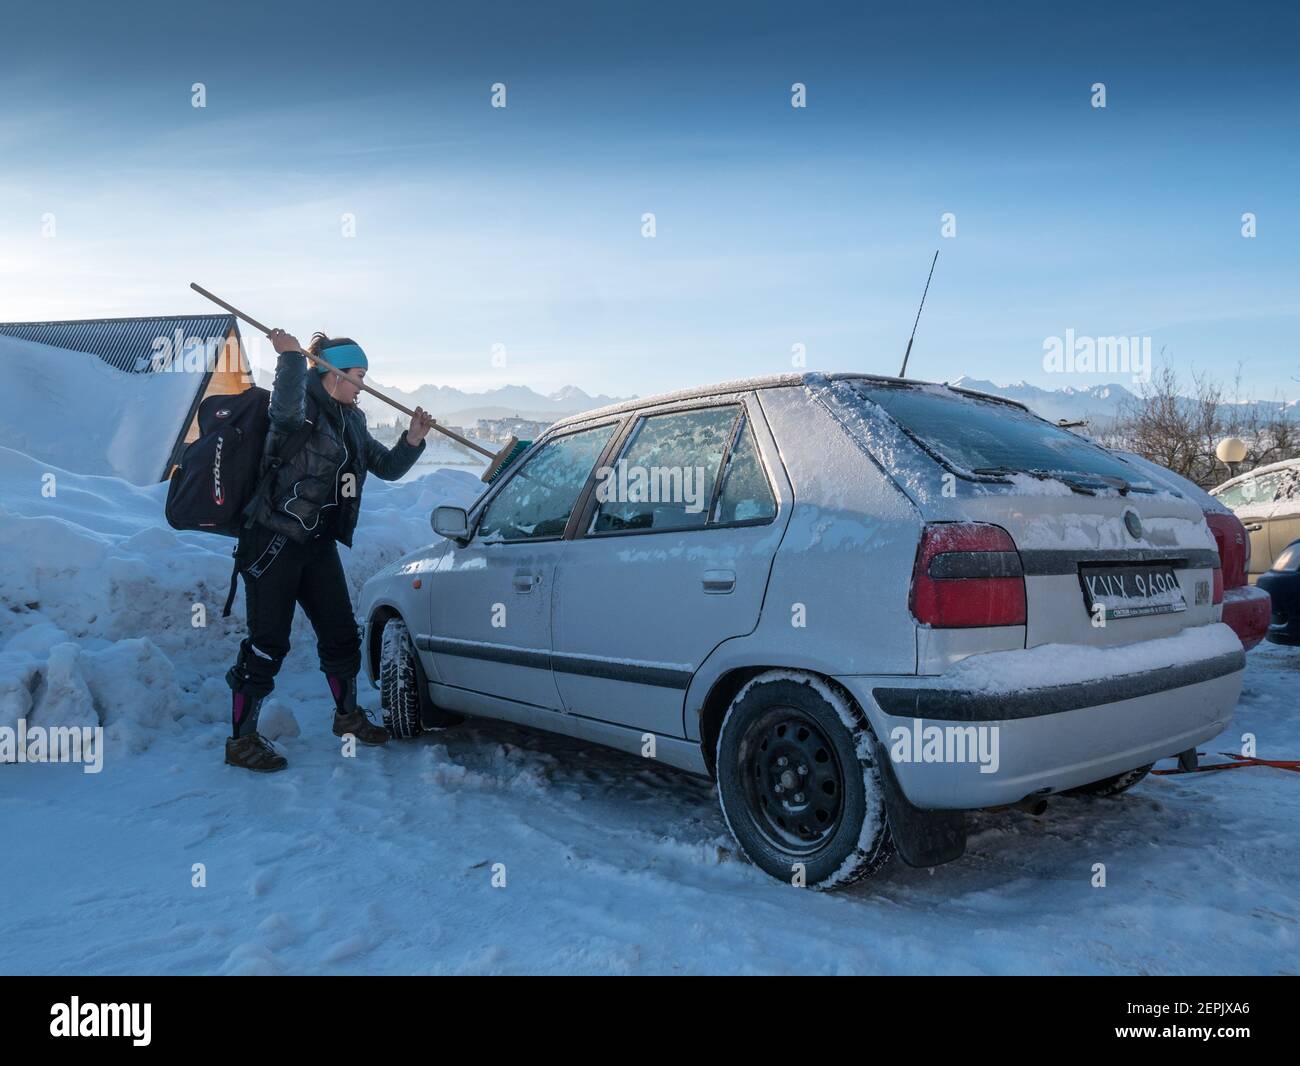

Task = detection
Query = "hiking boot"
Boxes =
[333,708,390,745]
[225,732,288,772]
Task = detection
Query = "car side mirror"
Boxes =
[431,505,470,543]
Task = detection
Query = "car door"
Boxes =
[425,421,618,709]
[1225,469,1288,576]
[1266,468,1300,566]
[551,395,790,737]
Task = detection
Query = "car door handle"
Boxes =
[513,572,540,593]
[1244,523,1263,532]
[702,569,736,594]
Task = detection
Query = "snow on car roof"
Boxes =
[547,371,1029,431]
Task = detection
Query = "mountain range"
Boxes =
[949,378,1139,426]
[249,370,1299,434]
[251,372,631,428]
[949,377,1300,428]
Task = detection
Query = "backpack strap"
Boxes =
[222,549,241,619]
[237,405,318,533]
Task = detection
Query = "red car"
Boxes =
[1205,511,1270,650]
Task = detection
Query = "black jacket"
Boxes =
[250,350,425,547]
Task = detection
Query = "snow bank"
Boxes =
[0,334,203,484]
[0,444,481,759]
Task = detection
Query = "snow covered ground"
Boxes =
[1,445,1297,975]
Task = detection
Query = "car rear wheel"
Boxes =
[716,673,893,888]
[1067,764,1154,797]
[378,616,462,738]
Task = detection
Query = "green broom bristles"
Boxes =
[481,438,531,484]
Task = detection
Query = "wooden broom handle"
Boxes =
[189,283,496,460]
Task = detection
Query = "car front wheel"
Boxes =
[716,672,894,889]
[378,616,463,738]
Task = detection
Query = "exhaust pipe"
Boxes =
[985,795,1050,816]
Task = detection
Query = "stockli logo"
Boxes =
[213,436,225,505]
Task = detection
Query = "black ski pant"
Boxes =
[226,525,362,721]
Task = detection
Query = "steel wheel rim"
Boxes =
[738,706,846,855]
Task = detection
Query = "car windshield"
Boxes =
[842,381,1143,486]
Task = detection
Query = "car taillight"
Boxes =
[1213,567,1224,605]
[1204,511,1247,589]
[910,522,1026,628]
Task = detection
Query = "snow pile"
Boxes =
[0,444,481,759]
[0,637,181,755]
[0,334,203,484]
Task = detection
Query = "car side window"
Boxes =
[1281,470,1300,500]
[478,424,616,542]
[1215,471,1286,509]
[1242,471,1284,506]
[1212,483,1247,508]
[713,418,776,524]
[591,406,739,534]
[1256,472,1285,502]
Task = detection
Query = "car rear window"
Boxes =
[844,381,1141,484]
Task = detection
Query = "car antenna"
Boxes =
[898,249,939,379]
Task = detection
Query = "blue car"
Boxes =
[1256,538,1300,645]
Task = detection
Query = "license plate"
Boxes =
[1080,564,1186,620]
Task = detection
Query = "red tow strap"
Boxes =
[1152,752,1300,775]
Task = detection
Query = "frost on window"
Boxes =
[592,406,737,533]
[714,420,776,524]
[1213,470,1288,510]
[479,424,614,541]
[840,380,1142,484]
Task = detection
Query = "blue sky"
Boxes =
[1,0,1297,400]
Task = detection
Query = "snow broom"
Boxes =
[190,283,530,483]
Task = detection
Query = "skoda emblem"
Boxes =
[1124,510,1143,539]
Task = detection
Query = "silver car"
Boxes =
[359,372,1244,888]
[1210,458,1300,578]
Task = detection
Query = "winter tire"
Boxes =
[716,672,894,889]
[379,617,424,739]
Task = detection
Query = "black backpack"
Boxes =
[165,386,313,614]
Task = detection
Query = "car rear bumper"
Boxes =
[1221,584,1270,651]
[837,623,1244,810]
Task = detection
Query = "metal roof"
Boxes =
[0,314,240,374]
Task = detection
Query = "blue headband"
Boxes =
[315,342,368,375]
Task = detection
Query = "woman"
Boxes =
[225,328,435,772]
